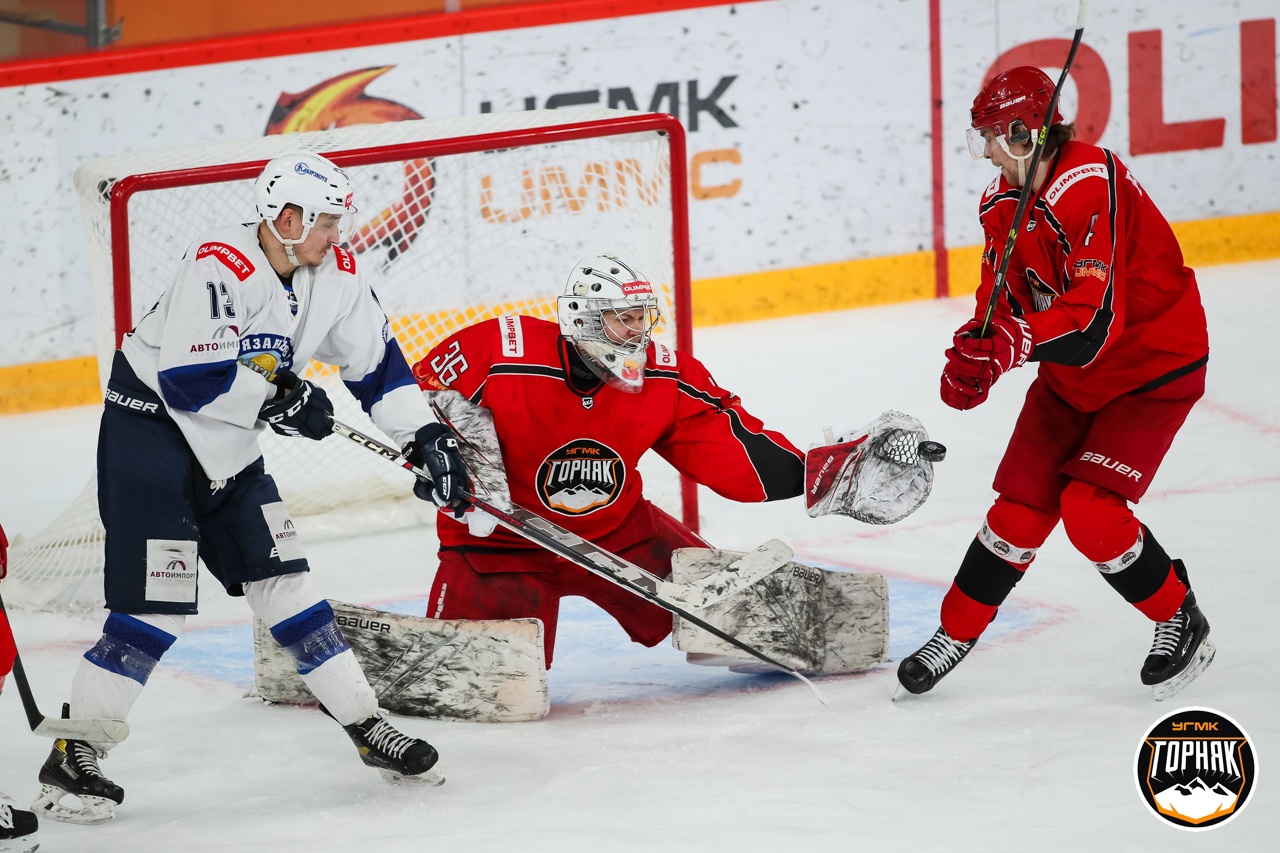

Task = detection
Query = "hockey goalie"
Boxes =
[255,257,944,711]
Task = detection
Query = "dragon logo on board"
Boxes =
[536,439,625,516]
[1134,707,1257,830]
[265,67,436,269]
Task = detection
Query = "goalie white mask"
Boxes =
[557,255,661,393]
[254,152,357,266]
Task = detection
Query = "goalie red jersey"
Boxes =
[413,316,803,551]
[976,140,1208,412]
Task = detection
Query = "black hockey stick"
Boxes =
[978,0,1090,336]
[330,420,827,703]
[0,589,131,744]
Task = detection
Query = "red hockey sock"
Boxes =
[940,582,998,643]
[1134,563,1187,622]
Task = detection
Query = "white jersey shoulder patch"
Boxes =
[650,342,677,369]
[497,315,525,358]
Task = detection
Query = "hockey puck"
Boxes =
[918,441,947,462]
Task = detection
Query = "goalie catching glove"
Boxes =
[404,423,472,517]
[804,411,940,525]
[260,370,333,440]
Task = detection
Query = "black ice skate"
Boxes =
[1141,575,1214,701]
[31,737,124,825]
[1,789,40,853]
[333,709,444,786]
[894,626,977,699]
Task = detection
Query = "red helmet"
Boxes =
[970,66,1063,148]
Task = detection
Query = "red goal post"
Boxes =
[7,108,697,611]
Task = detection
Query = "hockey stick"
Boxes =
[331,420,827,703]
[978,0,1090,336]
[423,395,793,608]
[0,589,131,744]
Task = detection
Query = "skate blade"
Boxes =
[377,768,445,787]
[31,784,117,825]
[1152,639,1217,702]
[891,682,916,702]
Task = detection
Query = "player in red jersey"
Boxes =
[897,67,1214,701]
[1,523,43,852]
[413,255,805,666]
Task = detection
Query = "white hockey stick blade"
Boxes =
[1152,639,1216,701]
[32,717,130,744]
[658,539,794,609]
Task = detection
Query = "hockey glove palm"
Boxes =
[940,315,1033,411]
[404,423,472,517]
[261,371,334,440]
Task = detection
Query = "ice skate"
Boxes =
[31,738,123,825]
[336,710,444,786]
[1142,579,1214,701]
[0,789,40,853]
[894,626,976,699]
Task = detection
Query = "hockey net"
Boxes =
[5,108,694,611]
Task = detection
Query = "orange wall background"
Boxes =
[1,0,547,58]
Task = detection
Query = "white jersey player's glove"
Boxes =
[404,424,472,518]
[804,411,944,525]
[260,370,334,440]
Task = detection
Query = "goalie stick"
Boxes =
[330,420,826,703]
[979,0,1090,336]
[0,589,130,744]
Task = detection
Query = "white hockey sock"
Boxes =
[72,611,186,744]
[244,573,377,726]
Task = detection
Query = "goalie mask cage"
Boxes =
[6,108,696,612]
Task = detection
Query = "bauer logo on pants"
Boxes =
[1134,707,1257,830]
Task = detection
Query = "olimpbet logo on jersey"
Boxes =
[1134,707,1257,829]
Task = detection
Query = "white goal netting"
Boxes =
[6,108,693,611]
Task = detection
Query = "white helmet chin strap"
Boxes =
[264,218,314,267]
[995,133,1034,187]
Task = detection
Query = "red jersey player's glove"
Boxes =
[940,356,989,410]
[940,315,1033,410]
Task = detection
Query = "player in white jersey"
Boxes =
[31,153,470,824]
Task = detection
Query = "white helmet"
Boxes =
[557,255,661,394]
[254,152,356,266]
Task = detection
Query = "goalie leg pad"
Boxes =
[254,600,549,723]
[670,548,888,674]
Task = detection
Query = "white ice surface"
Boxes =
[1,260,1277,851]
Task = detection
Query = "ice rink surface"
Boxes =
[1,259,1277,851]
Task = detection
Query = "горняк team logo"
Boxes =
[1134,707,1257,830]
[537,439,624,515]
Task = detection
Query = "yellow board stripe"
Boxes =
[3,209,1278,414]
[0,356,100,414]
